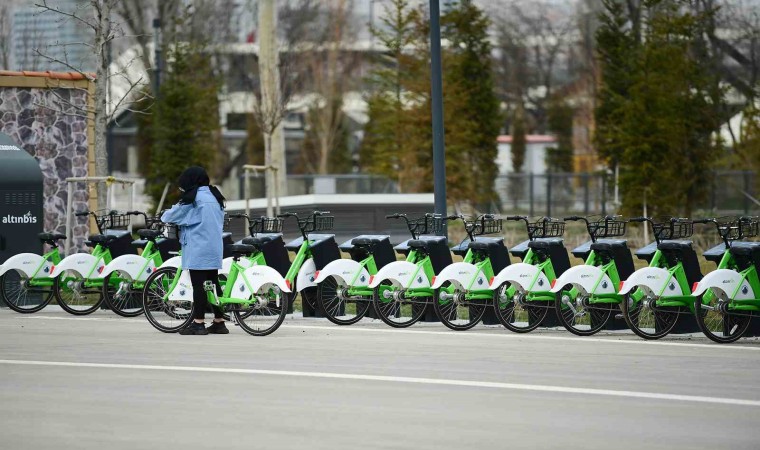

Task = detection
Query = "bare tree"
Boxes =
[490,0,575,133]
[34,0,148,208]
[299,0,359,174]
[0,2,12,70]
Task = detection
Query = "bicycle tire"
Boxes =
[318,275,371,325]
[621,292,681,340]
[53,270,105,315]
[0,270,54,313]
[433,281,486,331]
[554,288,613,336]
[102,271,144,317]
[142,267,193,332]
[492,281,549,333]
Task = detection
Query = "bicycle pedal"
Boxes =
[615,313,624,320]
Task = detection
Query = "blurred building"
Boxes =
[11,0,94,72]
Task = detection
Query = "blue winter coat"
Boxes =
[160,186,224,270]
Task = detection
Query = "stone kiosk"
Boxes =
[0,71,96,252]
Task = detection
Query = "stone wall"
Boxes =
[0,83,91,251]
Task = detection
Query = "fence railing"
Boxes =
[238,174,399,199]
[494,170,757,216]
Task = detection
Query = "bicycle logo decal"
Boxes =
[742,285,749,295]
[601,280,608,289]
[360,275,366,283]
[537,279,544,287]
[240,284,245,292]
[417,276,423,284]
[669,282,676,291]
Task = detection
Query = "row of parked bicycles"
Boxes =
[0,209,758,342]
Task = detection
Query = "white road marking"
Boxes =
[12,314,760,351]
[1,358,758,407]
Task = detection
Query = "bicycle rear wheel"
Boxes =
[492,281,549,333]
[621,293,681,340]
[234,285,288,336]
[555,288,613,336]
[102,272,144,317]
[433,281,486,331]
[372,279,428,328]
[0,270,54,313]
[318,275,371,325]
[142,267,193,332]
[694,294,752,344]
[53,270,104,315]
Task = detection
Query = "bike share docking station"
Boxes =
[0,133,44,307]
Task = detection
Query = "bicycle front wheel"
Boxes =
[0,269,54,313]
[142,267,193,332]
[53,270,104,315]
[234,285,288,336]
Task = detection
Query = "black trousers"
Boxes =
[189,269,224,320]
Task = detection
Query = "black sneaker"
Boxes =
[207,321,229,334]
[179,322,209,335]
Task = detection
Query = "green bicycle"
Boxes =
[0,232,66,313]
[691,217,760,343]
[431,214,508,331]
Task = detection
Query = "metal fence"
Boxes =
[238,174,399,199]
[495,170,758,216]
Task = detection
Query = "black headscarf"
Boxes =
[177,166,226,209]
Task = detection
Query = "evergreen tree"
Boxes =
[595,0,723,216]
[546,97,574,173]
[141,43,221,206]
[361,0,500,206]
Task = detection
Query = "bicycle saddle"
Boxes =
[226,244,255,256]
[88,234,117,245]
[38,232,66,241]
[242,235,278,247]
[352,237,384,247]
[137,229,162,240]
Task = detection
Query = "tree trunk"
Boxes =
[258,0,286,201]
[93,0,112,209]
[264,132,273,217]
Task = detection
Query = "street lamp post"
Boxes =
[429,0,447,235]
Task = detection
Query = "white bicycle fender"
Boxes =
[618,267,682,297]
[431,262,485,290]
[489,263,548,293]
[101,255,155,281]
[296,258,317,292]
[220,256,253,277]
[692,269,755,300]
[232,265,291,301]
[0,253,52,278]
[51,253,104,278]
[160,256,182,269]
[367,261,429,289]
[313,259,370,287]
[167,269,194,302]
[550,265,615,295]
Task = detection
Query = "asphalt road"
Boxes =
[1,308,759,450]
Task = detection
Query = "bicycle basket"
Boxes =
[313,215,334,231]
[739,219,759,239]
[653,219,693,240]
[250,217,283,234]
[428,215,447,236]
[590,218,626,239]
[98,212,130,230]
[163,223,180,240]
[474,217,503,236]
[528,218,565,238]
[408,216,431,237]
[222,214,232,231]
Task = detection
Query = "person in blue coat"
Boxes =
[161,166,228,335]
